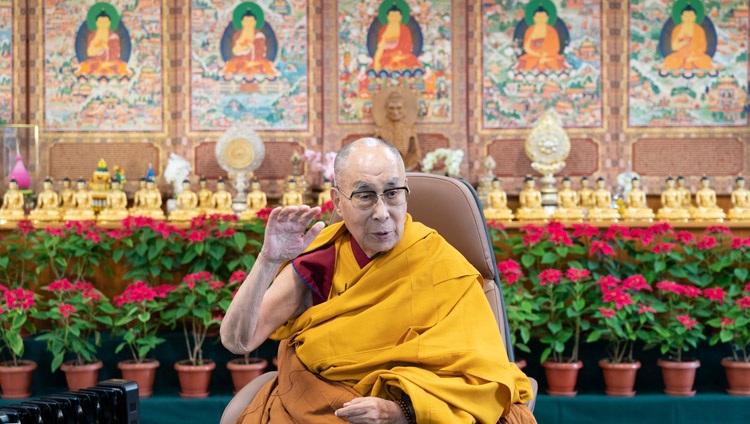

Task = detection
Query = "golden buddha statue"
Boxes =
[578,176,595,210]
[0,179,26,224]
[240,179,268,221]
[196,177,214,214]
[588,177,620,222]
[129,178,148,214]
[211,177,235,215]
[140,178,165,220]
[484,178,514,222]
[621,177,655,222]
[676,176,696,215]
[727,176,750,222]
[169,179,201,222]
[656,177,691,222]
[515,176,548,222]
[59,177,75,210]
[692,176,725,222]
[63,178,96,221]
[552,177,583,222]
[317,179,333,207]
[29,178,62,223]
[281,178,304,207]
[98,178,130,223]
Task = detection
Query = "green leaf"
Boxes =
[586,330,602,343]
[541,252,558,264]
[547,321,562,334]
[734,268,749,281]
[233,232,247,250]
[521,254,535,268]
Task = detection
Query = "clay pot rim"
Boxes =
[541,360,584,370]
[227,357,268,369]
[117,359,161,368]
[598,359,642,369]
[60,359,103,372]
[174,359,216,370]
[720,357,750,367]
[0,360,38,370]
[656,358,701,369]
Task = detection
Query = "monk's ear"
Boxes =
[332,189,343,215]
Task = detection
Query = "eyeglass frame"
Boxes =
[334,185,410,210]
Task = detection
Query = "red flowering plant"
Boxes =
[33,279,115,371]
[32,221,113,283]
[497,259,537,356]
[161,272,233,365]
[0,285,38,367]
[111,281,175,364]
[645,280,707,362]
[112,217,186,284]
[0,220,38,288]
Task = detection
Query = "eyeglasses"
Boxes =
[335,186,410,210]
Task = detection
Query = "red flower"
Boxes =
[599,307,616,318]
[48,279,74,292]
[255,207,273,223]
[486,220,506,230]
[705,225,730,235]
[596,275,621,291]
[622,274,651,291]
[648,222,673,235]
[697,235,717,250]
[589,240,616,256]
[571,223,600,238]
[188,229,208,243]
[548,229,573,246]
[656,280,682,295]
[229,270,248,284]
[676,314,698,330]
[45,227,65,237]
[58,303,77,318]
[538,269,563,286]
[17,219,34,235]
[209,280,224,290]
[675,231,696,245]
[638,304,656,314]
[498,259,524,285]
[721,317,736,327]
[682,285,702,298]
[731,237,743,249]
[217,228,236,238]
[603,288,634,310]
[565,268,590,283]
[703,287,725,304]
[83,231,102,243]
[651,243,675,254]
[604,225,629,240]
[738,296,750,309]
[3,288,36,311]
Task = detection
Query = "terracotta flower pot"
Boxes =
[657,358,700,396]
[598,359,641,397]
[542,360,583,396]
[721,358,750,396]
[118,359,160,398]
[174,359,216,398]
[0,360,37,399]
[60,360,103,391]
[227,357,268,393]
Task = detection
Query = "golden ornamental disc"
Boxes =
[225,138,255,169]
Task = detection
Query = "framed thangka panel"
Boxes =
[628,0,749,128]
[189,1,310,132]
[42,1,165,133]
[337,0,453,124]
[0,0,13,124]
[481,0,603,129]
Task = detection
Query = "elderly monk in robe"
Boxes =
[221,137,535,424]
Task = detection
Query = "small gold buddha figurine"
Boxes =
[29,178,61,223]
[577,176,595,210]
[59,177,75,210]
[692,175,726,222]
[676,176,695,214]
[281,178,304,207]
[211,177,235,215]
[240,179,268,221]
[621,177,655,222]
[515,176,548,222]
[129,178,148,214]
[0,179,26,224]
[317,179,333,207]
[98,177,130,223]
[656,176,691,222]
[141,178,166,220]
[484,178,514,222]
[552,177,584,222]
[728,175,750,222]
[169,179,201,222]
[63,178,96,221]
[588,177,620,222]
[196,177,214,214]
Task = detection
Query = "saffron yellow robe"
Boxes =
[262,215,533,423]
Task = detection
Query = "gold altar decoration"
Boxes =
[588,177,621,223]
[215,124,266,212]
[484,178,514,222]
[29,178,61,224]
[525,110,570,210]
[515,176,548,222]
[621,177,655,222]
[728,176,750,222]
[240,179,268,221]
[90,159,112,212]
[692,176,725,222]
[168,179,201,222]
[657,177,691,222]
[551,177,584,222]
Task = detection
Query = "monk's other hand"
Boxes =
[260,206,324,263]
[334,397,407,424]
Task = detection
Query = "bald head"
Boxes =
[334,138,404,187]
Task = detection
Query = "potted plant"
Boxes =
[496,258,537,369]
[112,216,186,284]
[0,285,38,399]
[587,274,655,396]
[32,221,113,283]
[223,270,268,393]
[33,279,115,390]
[162,271,232,398]
[111,280,175,398]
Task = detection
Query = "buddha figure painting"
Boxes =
[367,0,423,77]
[656,0,719,77]
[221,2,279,79]
[513,0,569,73]
[74,2,132,79]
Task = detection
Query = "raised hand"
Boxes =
[261,206,324,263]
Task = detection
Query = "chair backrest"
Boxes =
[330,172,515,361]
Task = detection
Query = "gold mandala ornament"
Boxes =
[215,125,266,210]
[225,138,255,169]
[525,110,570,175]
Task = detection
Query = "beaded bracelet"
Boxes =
[396,397,416,424]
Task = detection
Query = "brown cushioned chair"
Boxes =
[221,172,537,424]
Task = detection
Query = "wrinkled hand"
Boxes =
[260,206,324,263]
[335,397,407,424]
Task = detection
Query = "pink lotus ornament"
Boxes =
[9,153,31,189]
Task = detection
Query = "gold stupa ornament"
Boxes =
[525,110,570,209]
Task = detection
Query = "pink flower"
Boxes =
[188,230,208,243]
[648,222,673,235]
[603,288,634,310]
[83,231,102,243]
[721,317,736,327]
[651,243,675,254]
[17,220,34,235]
[676,315,698,330]
[656,280,682,295]
[521,230,544,247]
[596,275,621,291]
[209,281,224,290]
[571,223,599,238]
[731,237,743,250]
[705,225,730,235]
[675,231,696,245]
[498,259,524,285]
[589,240,616,256]
[745,283,750,293]
[538,269,563,286]
[548,229,573,246]
[486,220,506,230]
[48,279,74,292]
[697,236,717,250]
[45,227,65,237]
[82,289,102,302]
[638,304,656,314]
[3,288,36,311]
[604,225,629,240]
[229,270,248,284]
[703,287,725,304]
[738,296,750,309]
[565,268,590,283]
[58,304,77,318]
[682,285,702,298]
[217,228,236,238]
[599,307,616,318]
[622,275,651,291]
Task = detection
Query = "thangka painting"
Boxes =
[43,1,165,132]
[0,0,12,124]
[482,0,603,129]
[628,0,749,127]
[337,0,453,124]
[189,0,309,131]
